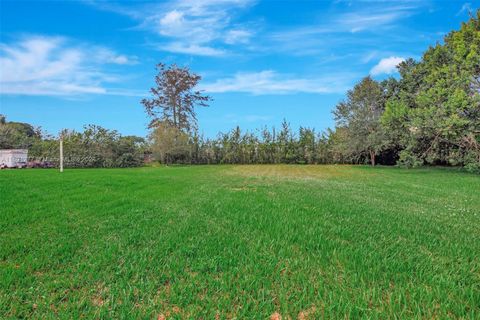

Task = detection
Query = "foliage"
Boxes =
[0,116,146,168]
[57,125,147,168]
[0,114,42,150]
[381,11,480,168]
[150,121,191,164]
[1,12,478,170]
[327,11,479,169]
[141,63,211,132]
[333,76,387,165]
[148,11,478,169]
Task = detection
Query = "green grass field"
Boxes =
[1,165,479,319]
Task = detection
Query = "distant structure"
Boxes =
[0,149,28,168]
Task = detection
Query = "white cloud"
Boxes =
[274,5,417,38]
[370,56,405,76]
[94,48,138,65]
[340,9,412,33]
[87,0,257,56]
[266,3,420,57]
[161,42,226,56]
[202,70,354,95]
[0,35,136,96]
[155,0,255,49]
[160,10,184,27]
[224,29,252,44]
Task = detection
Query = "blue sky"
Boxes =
[0,0,477,138]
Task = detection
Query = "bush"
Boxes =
[397,150,424,168]
[463,151,480,173]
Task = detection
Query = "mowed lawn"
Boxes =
[1,165,479,319]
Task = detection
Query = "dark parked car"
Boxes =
[42,161,55,168]
[27,160,55,169]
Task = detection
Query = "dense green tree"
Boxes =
[258,126,276,164]
[298,127,316,164]
[150,121,190,165]
[0,115,41,149]
[22,125,146,168]
[277,119,297,163]
[382,11,480,170]
[333,76,386,165]
[114,136,148,167]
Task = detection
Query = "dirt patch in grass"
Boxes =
[298,306,316,319]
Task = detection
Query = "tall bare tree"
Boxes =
[141,63,211,132]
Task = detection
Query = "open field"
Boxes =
[1,165,479,318]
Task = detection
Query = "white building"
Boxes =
[0,149,28,168]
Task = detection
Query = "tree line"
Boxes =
[0,116,147,168]
[1,11,478,171]
[150,120,336,165]
[144,11,479,172]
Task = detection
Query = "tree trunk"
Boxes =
[172,102,177,129]
[369,150,376,166]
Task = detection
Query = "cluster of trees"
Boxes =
[1,12,478,171]
[141,62,338,165]
[332,12,479,171]
[150,120,335,165]
[0,115,42,150]
[143,11,479,172]
[0,116,147,168]
[145,118,411,165]
[56,126,148,168]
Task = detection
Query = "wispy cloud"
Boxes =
[338,5,416,33]
[93,47,138,65]
[161,42,227,57]
[370,56,405,76]
[268,3,421,56]
[202,70,355,95]
[87,0,256,56]
[457,2,472,16]
[86,0,425,61]
[224,29,252,45]
[0,35,137,96]
[362,51,379,63]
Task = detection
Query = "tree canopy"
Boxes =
[141,63,211,132]
[380,10,480,170]
[1,11,478,171]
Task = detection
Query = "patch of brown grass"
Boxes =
[91,283,109,307]
[298,306,316,319]
[228,165,362,181]
[91,296,104,307]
